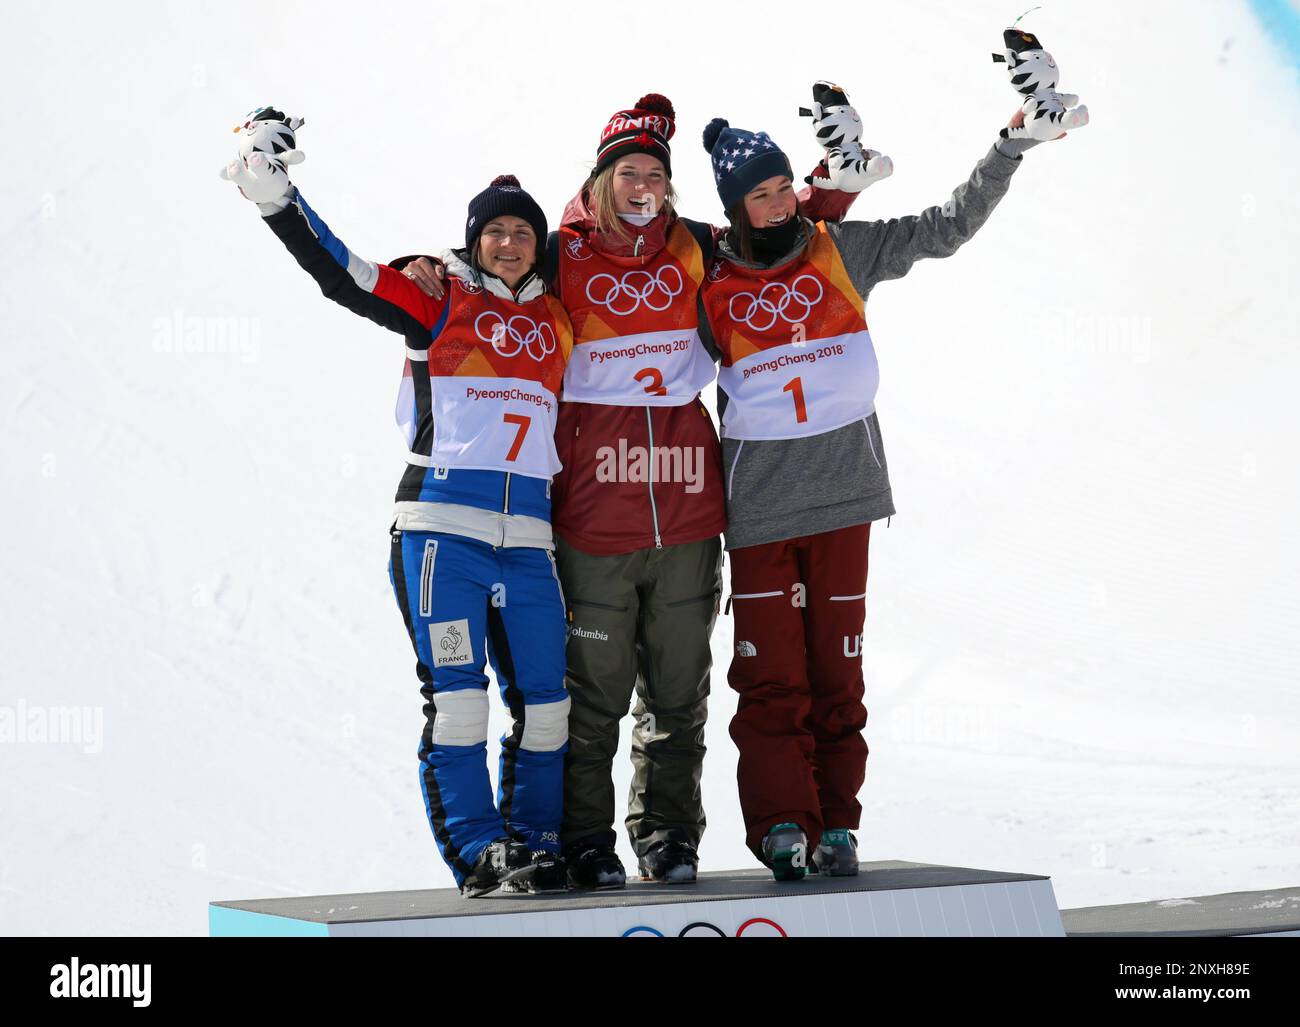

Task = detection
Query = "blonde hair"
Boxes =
[584,162,679,244]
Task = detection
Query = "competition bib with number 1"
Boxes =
[702,223,880,441]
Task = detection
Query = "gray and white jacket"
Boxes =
[697,143,1023,550]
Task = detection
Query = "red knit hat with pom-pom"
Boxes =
[595,93,676,177]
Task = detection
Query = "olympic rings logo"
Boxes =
[727,275,824,332]
[474,311,557,362]
[621,918,788,938]
[585,265,684,316]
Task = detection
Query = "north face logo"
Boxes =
[736,640,757,657]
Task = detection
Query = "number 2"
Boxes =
[782,376,808,423]
[503,413,531,461]
[635,367,667,396]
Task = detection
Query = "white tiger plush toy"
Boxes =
[798,81,893,193]
[993,28,1089,142]
[219,106,306,206]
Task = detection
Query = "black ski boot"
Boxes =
[566,841,627,891]
[761,823,809,882]
[501,851,569,895]
[810,829,859,877]
[638,832,699,884]
[460,836,532,898]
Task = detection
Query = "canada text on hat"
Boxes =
[594,93,677,175]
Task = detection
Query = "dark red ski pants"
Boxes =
[727,522,871,862]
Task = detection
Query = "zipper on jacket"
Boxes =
[644,407,662,549]
[494,471,513,550]
[634,234,645,258]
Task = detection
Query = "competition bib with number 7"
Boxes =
[395,278,573,479]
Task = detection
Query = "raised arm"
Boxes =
[824,139,1022,301]
[693,80,882,250]
[796,170,859,225]
[798,81,892,225]
[261,190,445,336]
[220,108,445,337]
[822,52,1081,299]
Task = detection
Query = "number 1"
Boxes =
[782,376,808,423]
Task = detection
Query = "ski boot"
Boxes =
[501,851,569,895]
[761,823,809,882]
[638,832,699,884]
[460,836,532,898]
[810,829,859,877]
[566,841,627,891]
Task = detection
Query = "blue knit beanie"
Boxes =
[702,118,794,211]
[465,175,548,257]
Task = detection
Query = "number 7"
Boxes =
[504,413,531,461]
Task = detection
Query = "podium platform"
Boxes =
[1062,887,1300,938]
[210,860,1065,937]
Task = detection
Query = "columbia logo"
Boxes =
[571,626,609,641]
[736,641,757,657]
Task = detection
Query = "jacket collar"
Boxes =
[442,248,545,303]
[560,188,671,260]
[716,217,816,272]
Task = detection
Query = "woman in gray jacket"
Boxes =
[696,97,1059,880]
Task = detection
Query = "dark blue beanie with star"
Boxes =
[702,118,794,211]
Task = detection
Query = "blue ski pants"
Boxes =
[389,528,569,885]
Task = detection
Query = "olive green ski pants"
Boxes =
[555,535,723,859]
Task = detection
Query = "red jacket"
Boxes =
[552,396,726,554]
[549,168,856,556]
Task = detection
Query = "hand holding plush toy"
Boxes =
[993,27,1090,142]
[799,81,893,193]
[219,106,306,206]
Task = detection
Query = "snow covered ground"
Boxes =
[2,0,1297,935]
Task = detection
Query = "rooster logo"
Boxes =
[440,624,464,653]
